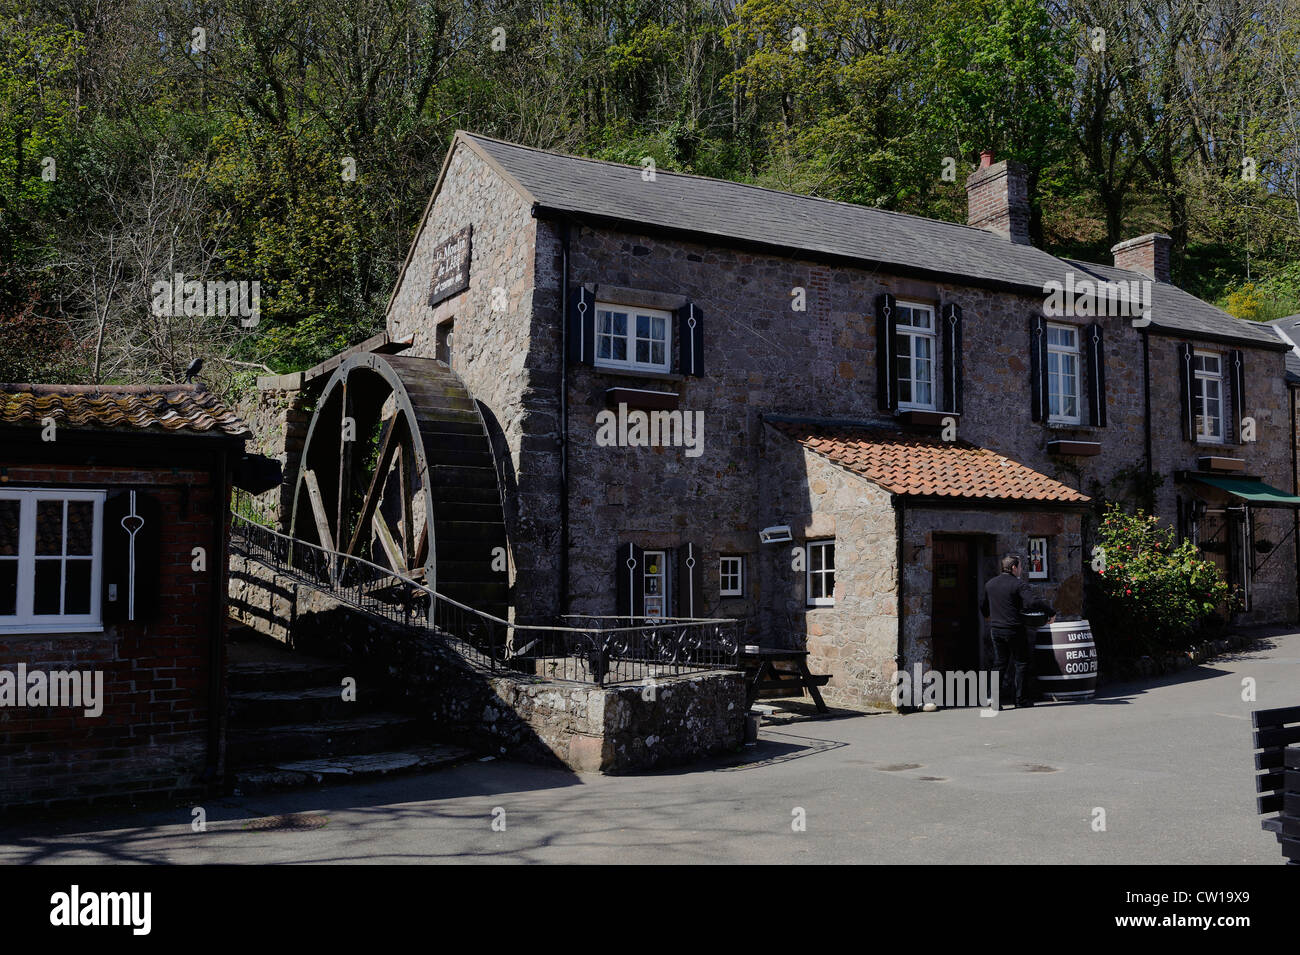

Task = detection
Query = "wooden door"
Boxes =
[931,537,980,674]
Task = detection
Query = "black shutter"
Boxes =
[614,542,644,619]
[941,303,963,414]
[1029,316,1048,421]
[675,542,704,618]
[677,302,704,377]
[566,285,595,366]
[1177,342,1195,441]
[1085,322,1107,427]
[102,489,162,624]
[1229,349,1245,443]
[876,293,898,412]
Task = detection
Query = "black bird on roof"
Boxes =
[184,357,204,383]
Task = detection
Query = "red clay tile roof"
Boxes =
[772,421,1089,504]
[0,383,250,437]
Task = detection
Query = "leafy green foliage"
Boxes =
[1089,504,1236,659]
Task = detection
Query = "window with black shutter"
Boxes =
[941,303,963,415]
[1029,316,1048,421]
[676,542,704,617]
[1176,342,1195,441]
[676,303,705,377]
[614,542,644,619]
[1229,349,1246,443]
[876,293,898,412]
[102,489,162,624]
[1085,322,1107,427]
[566,285,596,366]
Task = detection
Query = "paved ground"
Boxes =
[3,630,1297,864]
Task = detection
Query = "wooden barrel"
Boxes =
[1033,620,1098,701]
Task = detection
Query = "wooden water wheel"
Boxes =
[289,352,509,620]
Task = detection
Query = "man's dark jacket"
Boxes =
[980,572,1055,630]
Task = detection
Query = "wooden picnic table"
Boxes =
[740,647,830,714]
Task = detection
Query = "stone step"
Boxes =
[232,744,474,795]
[228,685,364,727]
[227,712,419,765]
[227,659,350,693]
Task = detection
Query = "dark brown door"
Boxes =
[932,537,980,674]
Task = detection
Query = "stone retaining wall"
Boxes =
[228,553,745,773]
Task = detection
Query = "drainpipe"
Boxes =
[1142,327,1154,511]
[1291,386,1299,621]
[558,220,571,617]
[894,497,906,707]
[207,447,230,789]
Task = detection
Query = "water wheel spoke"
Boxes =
[345,415,401,557]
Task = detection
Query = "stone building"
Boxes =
[261,132,1299,711]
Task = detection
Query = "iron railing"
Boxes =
[228,514,740,685]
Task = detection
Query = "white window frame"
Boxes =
[1047,323,1082,425]
[594,302,673,374]
[806,539,835,607]
[1194,350,1225,444]
[895,301,937,411]
[642,549,670,619]
[0,488,105,634]
[719,555,745,598]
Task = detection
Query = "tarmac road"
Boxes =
[2,630,1295,865]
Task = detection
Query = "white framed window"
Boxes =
[806,539,835,607]
[0,489,105,633]
[719,555,745,597]
[1047,323,1081,424]
[1193,350,1225,443]
[642,549,670,618]
[595,302,672,373]
[895,302,936,410]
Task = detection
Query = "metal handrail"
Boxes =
[229,513,740,684]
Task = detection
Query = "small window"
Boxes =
[436,318,454,366]
[719,555,745,597]
[807,539,835,607]
[1047,323,1081,424]
[895,302,936,410]
[1193,350,1224,443]
[0,489,105,633]
[642,549,669,618]
[595,302,672,373]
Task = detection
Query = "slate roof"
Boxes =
[1266,315,1300,384]
[771,421,1090,504]
[0,384,250,437]
[457,131,1282,350]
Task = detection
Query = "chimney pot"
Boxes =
[1110,233,1173,284]
[966,159,1031,245]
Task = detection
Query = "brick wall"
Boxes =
[0,463,221,809]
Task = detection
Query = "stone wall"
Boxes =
[899,505,1085,676]
[237,381,311,531]
[549,219,1295,629]
[378,140,1296,654]
[385,143,559,625]
[228,553,745,772]
[758,427,900,709]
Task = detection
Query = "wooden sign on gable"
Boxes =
[427,225,472,307]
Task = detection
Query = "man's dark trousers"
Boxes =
[990,626,1032,706]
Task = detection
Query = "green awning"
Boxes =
[1189,475,1300,507]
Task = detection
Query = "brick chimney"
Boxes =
[966,155,1031,245]
[1110,233,1172,283]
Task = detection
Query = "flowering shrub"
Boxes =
[1089,504,1236,658]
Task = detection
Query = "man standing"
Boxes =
[980,554,1055,709]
